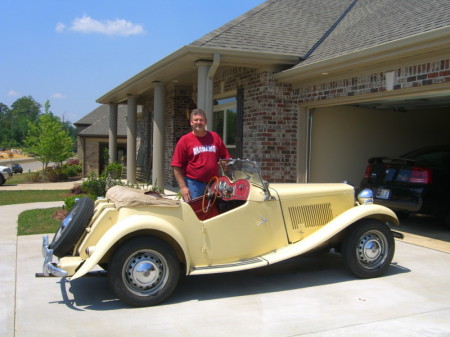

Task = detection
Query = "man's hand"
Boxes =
[180,186,191,202]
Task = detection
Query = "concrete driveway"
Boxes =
[2,202,450,337]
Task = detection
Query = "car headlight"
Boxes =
[358,188,373,205]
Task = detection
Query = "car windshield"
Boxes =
[219,159,265,187]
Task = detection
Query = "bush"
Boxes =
[104,162,123,179]
[64,164,80,177]
[26,172,41,182]
[82,172,107,198]
[64,195,79,211]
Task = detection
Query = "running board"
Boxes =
[190,257,268,275]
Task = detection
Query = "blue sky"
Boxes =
[0,0,264,123]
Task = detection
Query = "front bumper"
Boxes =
[41,235,68,277]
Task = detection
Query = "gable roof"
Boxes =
[190,0,355,57]
[298,0,450,67]
[76,104,127,138]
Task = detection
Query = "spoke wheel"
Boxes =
[109,237,180,307]
[342,220,395,278]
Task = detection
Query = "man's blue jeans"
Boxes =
[185,177,207,200]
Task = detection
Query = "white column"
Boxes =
[152,83,165,190]
[196,61,213,127]
[108,103,118,163]
[126,95,137,183]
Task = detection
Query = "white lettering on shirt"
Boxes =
[193,145,216,156]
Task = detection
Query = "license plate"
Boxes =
[376,188,390,200]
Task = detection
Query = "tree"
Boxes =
[25,113,74,170]
[12,96,42,144]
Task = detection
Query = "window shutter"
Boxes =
[236,87,244,158]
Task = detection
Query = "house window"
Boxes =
[213,97,237,157]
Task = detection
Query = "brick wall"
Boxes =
[214,67,298,182]
[296,57,450,104]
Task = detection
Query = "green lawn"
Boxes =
[0,190,71,206]
[17,207,62,235]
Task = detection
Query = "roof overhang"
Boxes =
[274,26,450,85]
[97,46,299,104]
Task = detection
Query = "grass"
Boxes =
[0,190,71,206]
[4,173,29,185]
[17,207,62,236]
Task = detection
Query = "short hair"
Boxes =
[190,109,206,120]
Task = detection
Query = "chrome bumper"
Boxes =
[42,235,68,277]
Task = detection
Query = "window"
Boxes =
[213,97,237,157]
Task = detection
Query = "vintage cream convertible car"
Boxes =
[42,159,400,307]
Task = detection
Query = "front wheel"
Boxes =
[342,220,395,278]
[108,237,180,307]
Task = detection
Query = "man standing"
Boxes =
[171,109,230,202]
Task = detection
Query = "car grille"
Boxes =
[288,203,333,229]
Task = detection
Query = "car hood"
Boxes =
[269,183,354,199]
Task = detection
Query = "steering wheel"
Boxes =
[202,176,219,213]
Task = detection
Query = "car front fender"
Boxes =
[70,214,189,280]
[263,204,399,265]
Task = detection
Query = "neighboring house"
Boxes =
[94,0,450,189]
[74,104,128,177]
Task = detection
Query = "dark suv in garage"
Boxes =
[360,145,450,227]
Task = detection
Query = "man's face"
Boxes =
[190,114,206,133]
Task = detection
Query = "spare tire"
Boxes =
[50,197,95,258]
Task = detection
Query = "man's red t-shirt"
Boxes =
[171,131,230,183]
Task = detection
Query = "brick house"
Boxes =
[95,0,450,189]
[74,104,128,176]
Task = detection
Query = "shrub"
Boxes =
[26,172,41,182]
[64,195,79,211]
[82,172,107,198]
[104,162,123,179]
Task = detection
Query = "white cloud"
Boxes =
[51,93,67,99]
[7,90,20,97]
[56,15,145,36]
[55,22,66,33]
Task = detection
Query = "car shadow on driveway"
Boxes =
[60,252,410,311]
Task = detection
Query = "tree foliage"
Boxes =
[25,112,74,170]
[0,96,76,149]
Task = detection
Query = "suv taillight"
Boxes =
[363,164,373,179]
[409,167,432,184]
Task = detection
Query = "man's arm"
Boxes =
[173,166,191,202]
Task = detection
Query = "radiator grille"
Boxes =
[288,203,333,229]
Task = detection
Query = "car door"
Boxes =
[201,193,287,265]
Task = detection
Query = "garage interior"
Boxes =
[309,91,450,186]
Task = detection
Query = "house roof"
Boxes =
[190,0,355,57]
[97,0,450,104]
[298,0,450,67]
[76,104,127,138]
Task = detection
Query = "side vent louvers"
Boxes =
[288,203,333,229]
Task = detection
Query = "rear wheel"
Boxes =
[108,237,180,307]
[0,174,5,186]
[342,220,395,278]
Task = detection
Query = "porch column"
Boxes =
[108,103,118,163]
[127,95,137,183]
[152,83,165,190]
[196,61,213,127]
